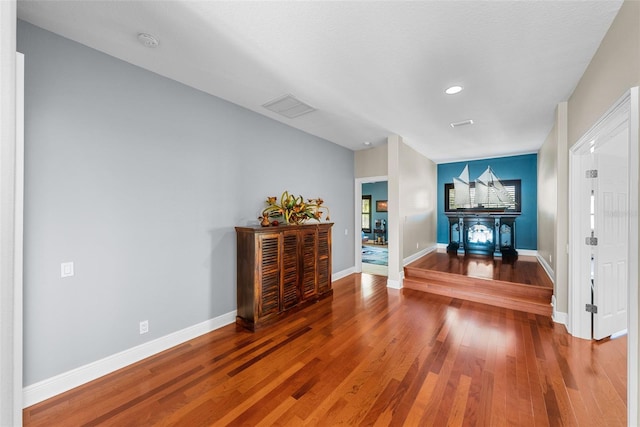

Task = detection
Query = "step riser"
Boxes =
[404,267,552,300]
[403,278,552,316]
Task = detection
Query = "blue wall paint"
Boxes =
[437,154,538,250]
[362,181,388,241]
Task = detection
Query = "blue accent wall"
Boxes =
[437,154,538,250]
[362,181,388,241]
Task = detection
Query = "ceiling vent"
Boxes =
[450,119,474,128]
[262,94,316,119]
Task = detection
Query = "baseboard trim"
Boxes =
[23,310,237,408]
[537,255,555,283]
[387,277,403,289]
[333,267,355,282]
[553,310,568,326]
[403,245,437,266]
[436,244,537,258]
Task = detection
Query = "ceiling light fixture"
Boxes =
[363,141,371,146]
[445,85,463,95]
[137,33,159,48]
[450,119,474,128]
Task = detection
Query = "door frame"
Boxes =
[354,176,388,273]
[568,88,638,424]
[569,91,631,339]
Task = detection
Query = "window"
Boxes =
[444,179,521,212]
[362,195,372,232]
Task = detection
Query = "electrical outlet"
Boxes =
[416,242,419,249]
[344,228,348,236]
[60,262,74,278]
[550,254,552,264]
[139,320,149,335]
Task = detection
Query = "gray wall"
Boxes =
[18,21,354,386]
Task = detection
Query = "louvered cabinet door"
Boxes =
[300,227,318,300]
[236,223,333,331]
[282,230,301,310]
[317,225,332,295]
[257,233,281,318]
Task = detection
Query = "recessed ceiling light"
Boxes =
[363,141,371,146]
[445,85,463,95]
[450,119,474,128]
[138,33,159,48]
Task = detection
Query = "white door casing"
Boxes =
[593,123,629,340]
[569,91,631,340]
[354,176,388,273]
[569,87,639,427]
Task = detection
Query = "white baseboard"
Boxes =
[403,245,437,266]
[517,249,538,257]
[537,255,555,283]
[333,267,355,281]
[436,243,537,258]
[387,277,403,289]
[550,295,568,325]
[553,310,568,326]
[23,310,237,408]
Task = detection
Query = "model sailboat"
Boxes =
[474,166,514,208]
[453,165,515,210]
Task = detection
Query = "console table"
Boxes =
[445,212,519,258]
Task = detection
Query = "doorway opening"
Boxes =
[355,177,388,276]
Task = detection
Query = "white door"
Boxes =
[592,124,629,340]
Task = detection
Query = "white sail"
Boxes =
[453,165,470,208]
[474,179,488,207]
[474,166,515,208]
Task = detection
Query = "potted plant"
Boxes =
[260,190,330,226]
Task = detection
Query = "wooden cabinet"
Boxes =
[235,223,332,331]
[445,212,519,258]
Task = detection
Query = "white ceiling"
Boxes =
[17,0,623,163]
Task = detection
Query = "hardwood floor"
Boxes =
[404,252,554,316]
[24,273,626,426]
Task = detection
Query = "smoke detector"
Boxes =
[137,33,159,48]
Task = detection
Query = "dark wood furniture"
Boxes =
[445,212,519,258]
[235,223,332,331]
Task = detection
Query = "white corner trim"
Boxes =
[553,311,569,326]
[537,255,555,283]
[403,245,437,266]
[436,243,448,250]
[23,310,237,408]
[387,269,404,289]
[517,249,538,257]
[387,278,403,289]
[550,295,567,325]
[333,267,355,282]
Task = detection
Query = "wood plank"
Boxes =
[23,273,626,426]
